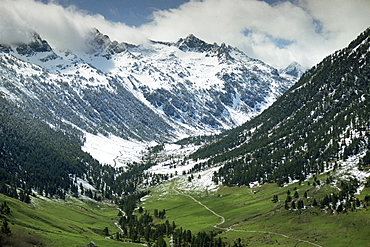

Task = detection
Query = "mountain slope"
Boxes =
[0,95,96,199]
[0,92,157,202]
[0,30,297,145]
[191,27,369,186]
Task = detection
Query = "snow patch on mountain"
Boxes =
[144,142,222,193]
[82,132,154,167]
[147,143,200,174]
[335,150,369,194]
[175,166,221,193]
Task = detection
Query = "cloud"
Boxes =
[0,0,369,68]
[139,0,370,68]
[0,0,145,52]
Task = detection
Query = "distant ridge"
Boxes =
[0,30,297,143]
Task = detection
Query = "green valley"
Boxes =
[0,194,141,247]
[0,3,369,247]
[141,173,370,247]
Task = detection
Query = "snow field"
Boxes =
[146,143,221,194]
[334,150,369,194]
[175,166,221,194]
[82,132,153,167]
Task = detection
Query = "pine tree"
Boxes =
[156,236,167,247]
[103,227,109,236]
[337,203,343,213]
[286,194,292,202]
[154,209,159,218]
[293,191,299,198]
[297,200,304,209]
[1,218,11,235]
[272,195,278,203]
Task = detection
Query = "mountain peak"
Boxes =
[280,62,307,78]
[0,31,54,56]
[87,28,112,52]
[183,34,201,42]
[86,28,126,57]
[176,34,214,52]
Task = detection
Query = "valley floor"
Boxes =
[0,194,141,247]
[171,179,322,247]
[141,172,370,247]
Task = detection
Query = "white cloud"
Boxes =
[139,0,370,68]
[0,0,145,51]
[0,0,369,68]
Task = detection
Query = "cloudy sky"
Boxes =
[0,0,369,68]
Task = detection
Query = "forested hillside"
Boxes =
[191,27,369,186]
[0,95,158,202]
[0,95,97,199]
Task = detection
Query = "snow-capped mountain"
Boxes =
[0,29,297,145]
[280,61,307,78]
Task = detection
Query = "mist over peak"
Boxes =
[1,0,369,68]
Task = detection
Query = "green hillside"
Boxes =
[141,173,370,246]
[0,193,142,246]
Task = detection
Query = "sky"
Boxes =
[0,0,369,69]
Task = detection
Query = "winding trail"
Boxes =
[171,179,322,247]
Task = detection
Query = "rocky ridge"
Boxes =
[0,29,300,145]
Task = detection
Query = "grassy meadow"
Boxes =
[1,171,369,246]
[141,174,370,247]
[0,194,141,247]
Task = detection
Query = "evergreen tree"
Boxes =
[285,201,289,210]
[103,227,109,236]
[286,194,292,202]
[297,200,304,209]
[293,191,299,199]
[272,195,278,203]
[156,236,167,247]
[1,218,11,235]
[312,198,318,207]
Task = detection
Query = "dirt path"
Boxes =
[171,179,322,247]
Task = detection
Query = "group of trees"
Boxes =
[280,176,370,214]
[282,188,306,210]
[316,178,367,213]
[115,215,226,247]
[102,192,230,246]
